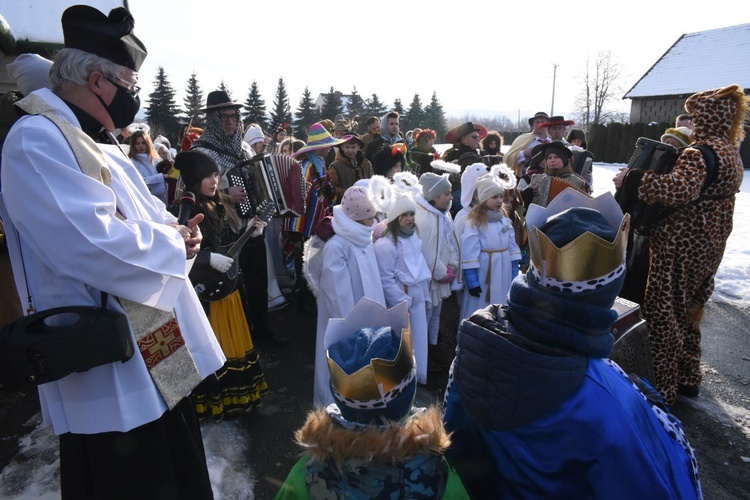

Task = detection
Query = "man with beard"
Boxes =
[0,6,225,496]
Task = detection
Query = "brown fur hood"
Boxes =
[294,407,451,464]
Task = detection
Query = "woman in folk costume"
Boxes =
[415,172,461,360]
[310,186,386,407]
[520,141,590,208]
[460,165,521,322]
[171,151,268,420]
[275,302,469,499]
[373,172,432,385]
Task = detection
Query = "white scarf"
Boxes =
[332,205,374,247]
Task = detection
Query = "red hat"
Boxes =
[444,122,488,144]
[539,116,575,128]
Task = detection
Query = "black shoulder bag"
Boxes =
[0,234,134,392]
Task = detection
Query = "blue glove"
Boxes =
[464,268,481,290]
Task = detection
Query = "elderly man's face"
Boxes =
[532,118,549,136]
[460,131,480,148]
[218,108,240,136]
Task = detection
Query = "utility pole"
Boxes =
[551,63,558,116]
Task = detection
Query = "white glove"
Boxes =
[209,253,233,273]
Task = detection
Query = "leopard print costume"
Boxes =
[637,85,747,405]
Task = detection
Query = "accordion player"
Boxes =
[227,153,306,222]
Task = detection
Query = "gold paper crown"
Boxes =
[525,188,630,284]
[327,328,414,404]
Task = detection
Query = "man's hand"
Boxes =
[173,213,204,259]
[228,185,247,204]
[613,167,629,189]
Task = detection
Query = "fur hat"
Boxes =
[460,163,489,208]
[341,186,377,222]
[371,143,407,176]
[333,117,349,132]
[200,90,243,112]
[243,125,265,146]
[387,172,420,220]
[7,53,52,96]
[292,122,345,157]
[174,150,219,191]
[660,127,691,148]
[62,5,147,71]
[419,172,451,202]
[367,175,394,214]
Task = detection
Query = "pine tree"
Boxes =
[183,72,204,128]
[320,86,344,121]
[293,86,319,139]
[404,93,425,131]
[423,92,447,140]
[393,98,405,117]
[364,93,387,119]
[145,66,182,145]
[244,80,268,129]
[269,77,292,128]
[218,80,234,100]
[347,87,366,132]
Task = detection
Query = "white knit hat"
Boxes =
[243,125,264,146]
[419,172,451,202]
[460,163,489,208]
[475,165,517,204]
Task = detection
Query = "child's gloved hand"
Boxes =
[437,264,456,284]
[468,286,482,297]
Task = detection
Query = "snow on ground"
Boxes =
[594,163,750,307]
[1,163,747,499]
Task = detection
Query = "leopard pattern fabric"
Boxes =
[637,85,747,405]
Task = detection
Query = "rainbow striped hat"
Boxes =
[292,122,346,157]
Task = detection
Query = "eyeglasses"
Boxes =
[219,112,239,122]
[106,75,140,97]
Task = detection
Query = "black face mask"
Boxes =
[97,84,140,129]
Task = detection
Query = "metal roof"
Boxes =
[624,22,750,99]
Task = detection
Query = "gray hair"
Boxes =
[49,48,124,93]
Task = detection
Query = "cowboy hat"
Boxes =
[539,115,575,128]
[444,122,488,144]
[200,90,243,112]
[292,122,346,157]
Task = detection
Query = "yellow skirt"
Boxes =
[208,289,254,358]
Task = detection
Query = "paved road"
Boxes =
[1,293,748,499]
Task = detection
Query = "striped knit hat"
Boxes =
[292,122,346,157]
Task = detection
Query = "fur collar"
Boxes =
[294,407,450,464]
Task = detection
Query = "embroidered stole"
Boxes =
[17,94,201,409]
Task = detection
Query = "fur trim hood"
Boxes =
[294,406,450,464]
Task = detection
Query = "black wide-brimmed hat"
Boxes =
[200,90,243,112]
[528,111,550,127]
[62,5,147,71]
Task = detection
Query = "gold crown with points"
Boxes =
[327,328,414,404]
[526,188,630,284]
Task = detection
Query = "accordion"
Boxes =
[228,154,306,221]
[530,175,588,207]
